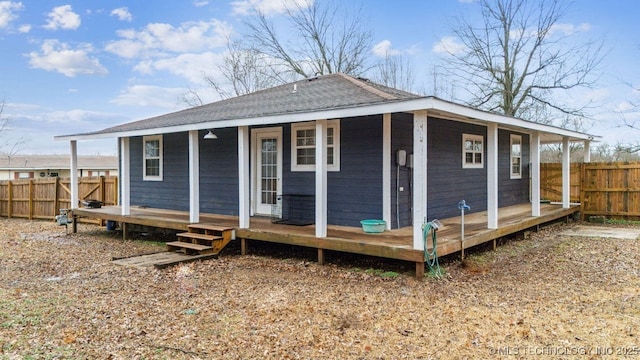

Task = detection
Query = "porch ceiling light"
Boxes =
[204,130,218,139]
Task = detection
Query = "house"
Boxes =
[0,155,118,180]
[55,73,598,275]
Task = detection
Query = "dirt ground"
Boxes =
[1,218,639,359]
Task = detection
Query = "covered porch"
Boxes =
[72,202,579,276]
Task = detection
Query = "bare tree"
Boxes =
[614,78,640,153]
[372,53,418,94]
[441,0,603,123]
[0,100,25,156]
[180,38,290,106]
[244,0,373,79]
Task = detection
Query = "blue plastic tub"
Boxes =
[106,220,116,231]
[360,219,386,233]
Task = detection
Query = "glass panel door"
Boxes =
[254,128,282,215]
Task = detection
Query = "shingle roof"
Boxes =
[88,73,423,135]
[0,155,118,170]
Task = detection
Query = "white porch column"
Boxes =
[487,123,498,229]
[583,140,591,163]
[530,131,541,217]
[562,136,571,208]
[382,113,392,230]
[188,130,200,223]
[119,137,131,216]
[315,119,328,238]
[412,110,427,250]
[69,140,78,209]
[238,126,250,228]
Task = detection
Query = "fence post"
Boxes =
[100,176,105,226]
[29,179,34,220]
[54,177,59,218]
[7,180,12,218]
[580,163,586,221]
[114,176,119,205]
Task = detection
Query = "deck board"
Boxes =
[73,203,579,266]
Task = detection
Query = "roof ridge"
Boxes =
[335,73,398,101]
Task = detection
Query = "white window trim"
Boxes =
[510,134,522,179]
[143,135,163,181]
[291,120,340,172]
[462,133,484,169]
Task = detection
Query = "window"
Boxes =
[15,172,33,179]
[462,134,484,168]
[291,120,340,171]
[510,134,522,179]
[143,135,163,181]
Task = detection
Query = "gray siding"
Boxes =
[130,133,190,211]
[282,116,384,227]
[391,113,413,229]
[199,128,239,215]
[129,130,239,215]
[427,118,488,221]
[498,130,530,207]
[126,118,532,227]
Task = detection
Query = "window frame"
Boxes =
[510,134,522,179]
[143,135,163,181]
[291,120,340,172]
[462,133,484,169]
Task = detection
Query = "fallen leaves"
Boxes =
[0,219,639,358]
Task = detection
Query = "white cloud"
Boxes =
[231,0,312,16]
[110,85,187,109]
[134,52,223,83]
[110,7,132,22]
[44,5,81,30]
[0,1,22,28]
[17,23,29,33]
[549,22,591,36]
[372,40,401,57]
[27,39,108,77]
[105,19,231,59]
[193,1,209,7]
[432,36,466,55]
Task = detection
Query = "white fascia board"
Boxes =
[54,97,599,142]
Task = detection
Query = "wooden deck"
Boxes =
[73,203,579,276]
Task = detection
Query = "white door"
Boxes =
[252,128,282,216]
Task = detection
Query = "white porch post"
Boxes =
[487,123,498,229]
[382,113,392,230]
[583,140,591,163]
[412,110,427,250]
[530,131,541,217]
[188,130,200,223]
[315,119,328,238]
[69,140,78,209]
[562,136,571,208]
[238,126,250,228]
[120,137,130,216]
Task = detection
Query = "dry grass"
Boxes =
[1,218,639,359]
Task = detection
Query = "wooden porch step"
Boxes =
[177,232,222,245]
[188,224,234,233]
[166,241,213,255]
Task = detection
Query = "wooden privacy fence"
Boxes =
[0,176,118,221]
[541,162,640,220]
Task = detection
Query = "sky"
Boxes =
[0,0,638,155]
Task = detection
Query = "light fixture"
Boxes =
[203,130,218,139]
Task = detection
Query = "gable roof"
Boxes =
[66,73,420,137]
[55,73,599,143]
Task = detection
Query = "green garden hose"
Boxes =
[422,221,442,278]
